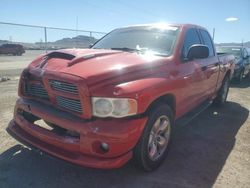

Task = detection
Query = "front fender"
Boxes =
[113,77,176,114]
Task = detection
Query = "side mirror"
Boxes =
[88,44,93,48]
[187,44,209,60]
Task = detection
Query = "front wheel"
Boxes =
[133,104,173,171]
[213,76,230,107]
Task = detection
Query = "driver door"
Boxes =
[178,28,208,115]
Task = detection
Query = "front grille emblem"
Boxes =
[52,81,62,86]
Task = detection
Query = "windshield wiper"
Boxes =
[110,47,140,53]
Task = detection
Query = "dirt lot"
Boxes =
[0,50,45,77]
[0,51,250,188]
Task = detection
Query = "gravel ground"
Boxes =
[0,50,46,77]
[0,51,250,188]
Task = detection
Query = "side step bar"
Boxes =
[175,100,213,127]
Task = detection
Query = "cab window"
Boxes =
[182,28,201,59]
[200,29,215,57]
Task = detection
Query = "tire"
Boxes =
[213,76,230,107]
[133,104,173,171]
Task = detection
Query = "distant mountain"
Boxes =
[0,35,98,50]
[35,35,98,49]
[1,37,250,50]
[55,35,97,45]
[216,41,250,48]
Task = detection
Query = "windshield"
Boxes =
[92,26,180,56]
[217,47,242,58]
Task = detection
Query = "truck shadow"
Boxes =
[0,102,248,188]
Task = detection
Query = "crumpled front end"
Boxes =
[7,66,147,169]
[7,96,147,168]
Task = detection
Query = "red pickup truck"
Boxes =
[7,23,235,171]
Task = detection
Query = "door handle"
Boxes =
[201,66,207,71]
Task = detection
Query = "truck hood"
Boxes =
[29,49,168,85]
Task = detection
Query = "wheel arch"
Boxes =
[145,94,176,118]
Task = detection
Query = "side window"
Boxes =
[182,28,201,58]
[200,30,215,57]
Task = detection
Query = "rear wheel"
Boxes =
[213,76,230,107]
[133,104,173,171]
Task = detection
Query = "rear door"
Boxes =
[198,29,220,98]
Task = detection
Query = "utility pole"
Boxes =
[76,16,78,47]
[44,27,47,53]
[212,28,215,41]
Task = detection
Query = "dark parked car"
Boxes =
[217,46,250,82]
[0,43,25,56]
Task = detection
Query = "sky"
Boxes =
[0,0,250,43]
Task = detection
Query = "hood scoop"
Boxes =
[39,51,76,68]
[67,51,121,67]
[46,51,75,60]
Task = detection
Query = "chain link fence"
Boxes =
[0,22,106,52]
[0,22,107,78]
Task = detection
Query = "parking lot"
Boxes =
[0,51,250,188]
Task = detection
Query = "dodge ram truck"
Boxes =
[7,23,235,171]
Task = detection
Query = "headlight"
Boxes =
[92,97,137,118]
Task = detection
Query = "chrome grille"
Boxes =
[49,80,78,94]
[56,96,82,113]
[25,82,49,99]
